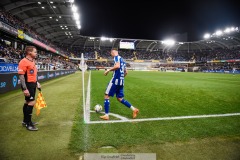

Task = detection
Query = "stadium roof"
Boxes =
[0,0,240,52]
[63,30,240,52]
[0,0,80,43]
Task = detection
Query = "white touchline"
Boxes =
[84,71,91,123]
[87,113,240,124]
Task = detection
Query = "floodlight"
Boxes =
[101,37,107,41]
[162,39,175,45]
[73,12,79,20]
[72,5,78,12]
[224,28,231,33]
[204,33,210,39]
[215,30,222,36]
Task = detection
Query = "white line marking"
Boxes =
[90,110,129,120]
[83,123,90,151]
[87,113,240,124]
[84,71,91,123]
[83,71,91,151]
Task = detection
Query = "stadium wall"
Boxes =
[0,70,76,94]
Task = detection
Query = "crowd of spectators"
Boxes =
[199,62,240,71]
[0,40,77,70]
[1,10,49,45]
[86,60,131,68]
[37,52,77,70]
[0,40,24,63]
[69,46,240,62]
[0,10,68,57]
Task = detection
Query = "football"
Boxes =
[94,104,102,113]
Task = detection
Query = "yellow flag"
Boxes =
[34,92,47,116]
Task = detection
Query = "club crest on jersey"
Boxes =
[30,69,34,74]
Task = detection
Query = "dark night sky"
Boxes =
[76,0,240,42]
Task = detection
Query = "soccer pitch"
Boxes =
[0,71,240,159]
[87,71,240,123]
[70,71,240,159]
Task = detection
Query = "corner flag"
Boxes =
[34,91,47,116]
[79,53,87,72]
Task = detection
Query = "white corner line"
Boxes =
[90,110,129,120]
[87,113,240,124]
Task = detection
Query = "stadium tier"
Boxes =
[1,7,240,73]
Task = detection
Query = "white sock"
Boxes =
[130,106,135,111]
[105,114,109,116]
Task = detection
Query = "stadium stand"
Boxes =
[0,1,240,73]
[0,40,77,70]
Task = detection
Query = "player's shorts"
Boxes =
[23,82,37,102]
[105,82,124,98]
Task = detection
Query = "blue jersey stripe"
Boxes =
[111,55,125,86]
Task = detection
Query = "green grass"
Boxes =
[91,71,240,118]
[0,72,84,160]
[70,71,240,159]
[1,71,240,160]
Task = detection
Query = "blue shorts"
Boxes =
[105,83,124,98]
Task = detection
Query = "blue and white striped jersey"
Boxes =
[111,55,125,86]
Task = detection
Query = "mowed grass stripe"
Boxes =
[0,72,83,160]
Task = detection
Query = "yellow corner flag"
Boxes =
[34,91,47,116]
